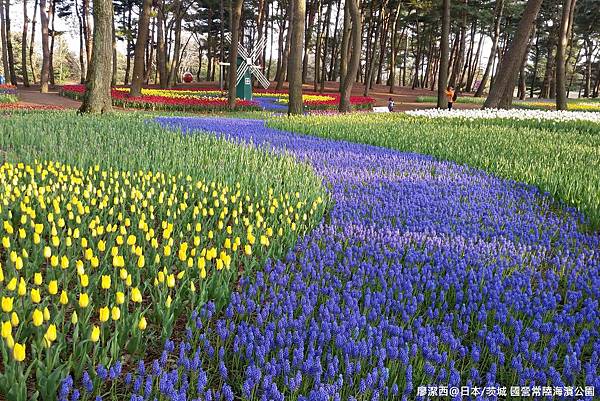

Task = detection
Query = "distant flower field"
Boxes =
[59,85,375,112]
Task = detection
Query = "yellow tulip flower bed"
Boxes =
[0,111,326,400]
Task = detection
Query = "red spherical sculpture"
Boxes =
[182,72,194,83]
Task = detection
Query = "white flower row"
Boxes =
[406,108,600,123]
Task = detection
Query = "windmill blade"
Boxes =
[235,62,249,87]
[250,36,268,62]
[237,44,250,61]
[224,32,250,60]
[250,65,270,89]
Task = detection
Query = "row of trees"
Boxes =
[1,0,599,113]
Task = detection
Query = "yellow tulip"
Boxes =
[131,287,142,303]
[32,308,44,326]
[11,312,19,326]
[137,255,145,268]
[71,311,78,324]
[98,240,106,252]
[90,325,100,342]
[115,291,125,305]
[1,321,11,338]
[127,235,136,246]
[30,288,41,303]
[79,293,89,308]
[13,342,26,361]
[59,290,69,305]
[80,274,89,287]
[138,316,147,330]
[60,256,69,269]
[50,255,58,267]
[17,278,27,296]
[165,295,172,309]
[101,275,111,289]
[43,307,50,321]
[111,306,120,321]
[99,306,109,322]
[34,272,43,285]
[167,274,175,288]
[48,280,58,295]
[45,324,57,342]
[1,296,13,313]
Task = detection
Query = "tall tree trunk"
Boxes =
[388,4,402,93]
[540,32,556,98]
[156,1,168,88]
[301,0,315,83]
[411,21,421,89]
[22,0,30,86]
[484,0,543,109]
[4,0,17,85]
[474,0,503,97]
[289,0,306,115]
[274,3,286,84]
[339,0,350,87]
[438,0,450,108]
[0,0,8,80]
[29,0,39,83]
[449,0,467,87]
[313,0,322,92]
[144,19,155,84]
[583,37,593,97]
[268,4,274,79]
[79,0,114,113]
[228,0,243,108]
[130,0,152,96]
[460,20,476,88]
[277,0,292,90]
[124,8,132,85]
[328,0,341,81]
[168,0,183,87]
[466,30,483,91]
[555,0,576,110]
[83,0,92,69]
[49,0,56,85]
[339,0,361,112]
[320,0,333,93]
[112,12,118,86]
[518,25,535,100]
[402,29,408,86]
[75,0,86,83]
[376,7,390,85]
[529,29,540,98]
[39,0,50,92]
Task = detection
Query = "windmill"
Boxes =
[221,33,270,100]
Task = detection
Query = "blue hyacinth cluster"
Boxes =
[59,118,600,400]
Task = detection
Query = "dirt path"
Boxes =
[14,81,480,111]
[17,85,81,109]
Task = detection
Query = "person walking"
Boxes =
[388,97,395,112]
[446,86,455,110]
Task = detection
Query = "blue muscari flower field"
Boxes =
[59,118,599,401]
